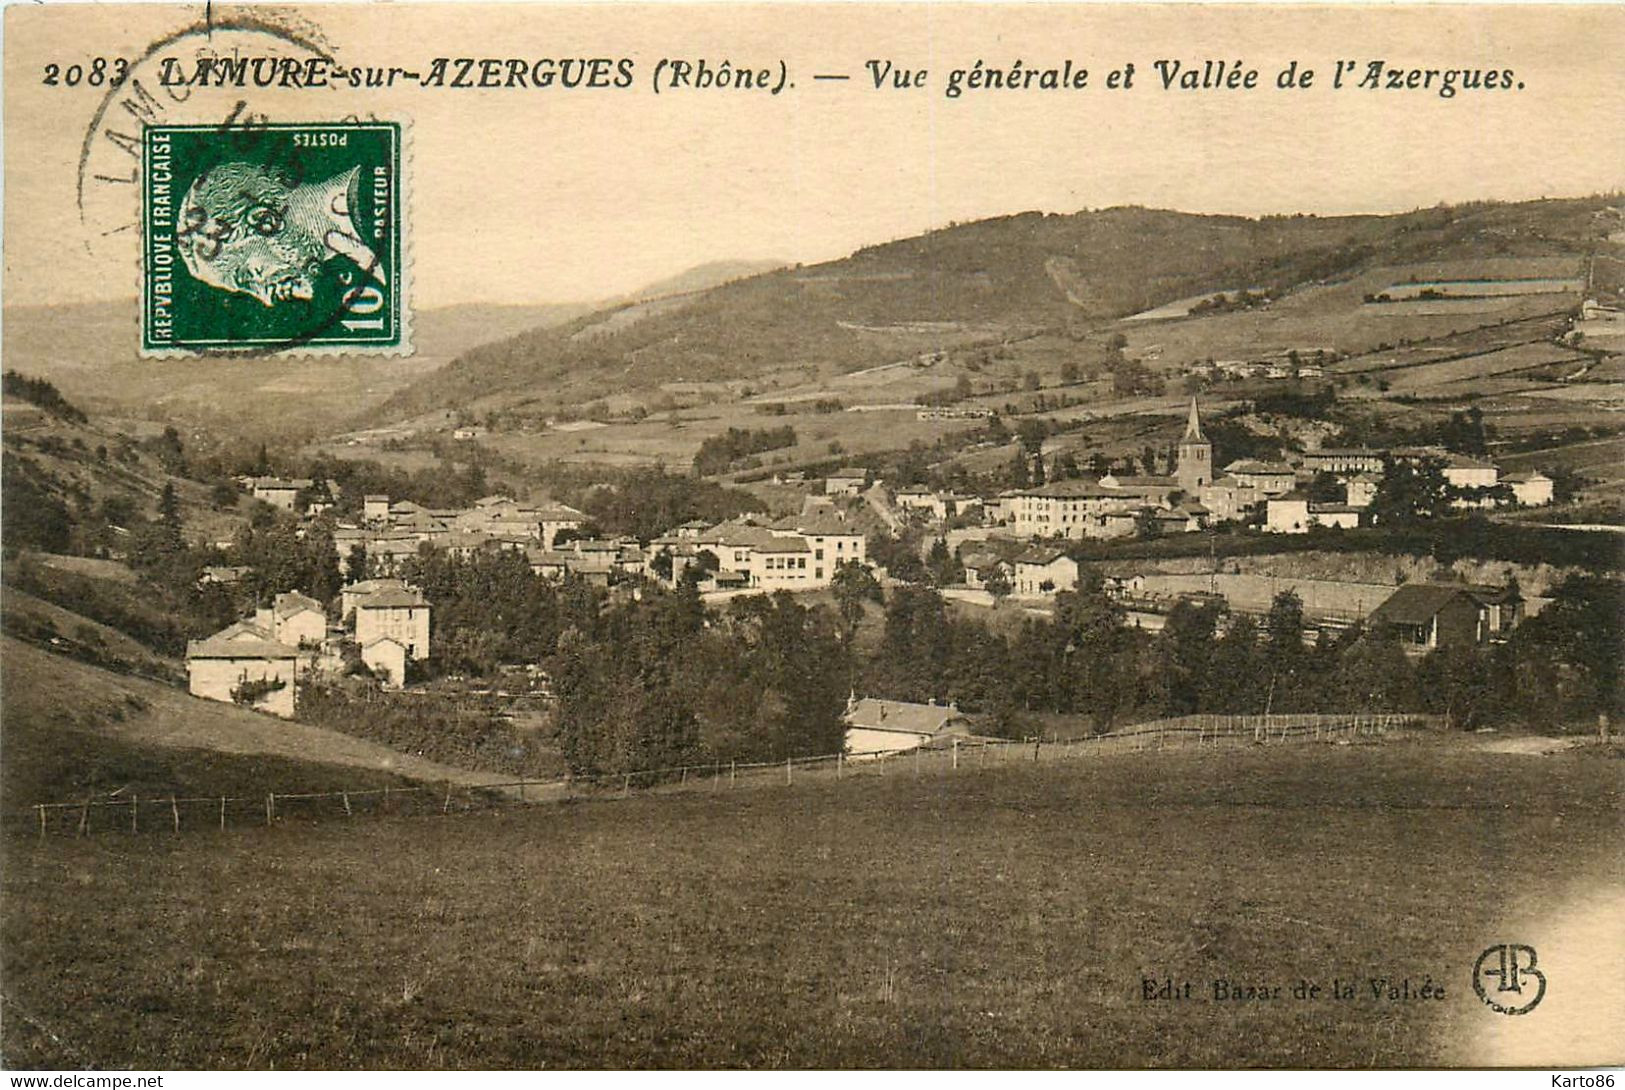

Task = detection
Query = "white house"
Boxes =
[361,636,409,689]
[1265,495,1312,534]
[1443,455,1501,507]
[1505,472,1554,507]
[269,591,326,648]
[250,477,312,512]
[825,470,868,497]
[353,585,431,660]
[1013,547,1079,598]
[186,623,300,718]
[362,494,391,523]
[843,697,970,759]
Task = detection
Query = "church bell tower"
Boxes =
[1176,396,1212,494]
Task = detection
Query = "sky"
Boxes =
[5,2,1623,309]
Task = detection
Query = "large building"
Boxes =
[352,584,431,660]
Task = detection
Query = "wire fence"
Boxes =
[6,712,1447,841]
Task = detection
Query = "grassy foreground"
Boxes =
[2,738,1619,1068]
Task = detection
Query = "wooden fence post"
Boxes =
[622,773,631,799]
[681,766,688,787]
[130,795,138,834]
[730,759,736,787]
[836,751,843,781]
[383,784,390,813]
[914,746,921,776]
[952,738,959,770]
[785,756,792,786]
[517,780,527,804]
[341,792,351,818]
[219,797,227,831]
[37,805,46,842]
[443,784,453,814]
[79,798,91,838]
[170,795,180,834]
[265,794,274,827]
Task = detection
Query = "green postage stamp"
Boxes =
[142,121,408,356]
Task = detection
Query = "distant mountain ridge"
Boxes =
[369,199,1616,426]
[1,260,785,443]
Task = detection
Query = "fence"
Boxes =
[7,713,1446,841]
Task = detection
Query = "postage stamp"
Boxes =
[141,120,408,356]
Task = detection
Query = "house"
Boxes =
[1505,472,1554,507]
[362,494,391,523]
[825,470,868,497]
[749,535,814,589]
[1266,494,1359,533]
[533,501,587,548]
[197,565,249,587]
[341,578,410,619]
[269,591,326,648]
[452,426,485,441]
[1311,505,1361,530]
[1345,473,1382,508]
[962,551,1012,592]
[895,485,947,520]
[1368,584,1490,651]
[1442,455,1500,506]
[1199,477,1265,523]
[1013,547,1079,598]
[361,636,409,689]
[792,516,867,583]
[843,696,971,759]
[1223,459,1298,497]
[1461,582,1525,637]
[1265,495,1312,534]
[186,623,300,718]
[353,585,430,660]
[250,477,312,512]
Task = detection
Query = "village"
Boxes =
[187,395,1560,757]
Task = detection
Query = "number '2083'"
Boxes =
[42,58,129,87]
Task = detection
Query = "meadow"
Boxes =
[2,737,1618,1069]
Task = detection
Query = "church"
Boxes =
[1004,397,1217,540]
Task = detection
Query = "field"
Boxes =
[2,737,1619,1068]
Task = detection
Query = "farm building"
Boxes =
[1368,584,1490,652]
[843,697,971,759]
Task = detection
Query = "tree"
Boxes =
[346,543,372,583]
[984,566,1012,600]
[1369,456,1451,524]
[1262,591,1308,712]
[831,560,883,641]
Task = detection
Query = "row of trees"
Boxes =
[857,572,1622,734]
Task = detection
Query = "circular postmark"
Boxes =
[1472,943,1546,1015]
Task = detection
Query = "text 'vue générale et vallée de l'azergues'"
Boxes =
[50,52,1522,100]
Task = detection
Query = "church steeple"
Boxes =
[1176,396,1211,493]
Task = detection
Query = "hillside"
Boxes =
[370,199,1619,427]
[0,636,515,808]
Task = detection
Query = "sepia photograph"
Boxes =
[0,0,1621,1073]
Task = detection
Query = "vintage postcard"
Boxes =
[1,0,1621,1074]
